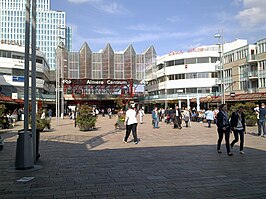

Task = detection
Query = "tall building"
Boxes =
[0,0,72,70]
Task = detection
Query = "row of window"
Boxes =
[0,50,44,64]
[165,57,219,67]
[150,72,218,85]
[148,87,215,96]
[257,40,266,54]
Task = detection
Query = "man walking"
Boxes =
[258,103,266,137]
[173,106,182,129]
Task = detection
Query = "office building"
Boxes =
[0,0,72,70]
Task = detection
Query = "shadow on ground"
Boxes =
[1,134,266,199]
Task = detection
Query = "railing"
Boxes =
[246,54,257,62]
[248,71,258,78]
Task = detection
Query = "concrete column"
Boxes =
[187,96,190,110]
[197,95,200,111]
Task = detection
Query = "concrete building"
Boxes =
[0,42,54,106]
[146,40,248,110]
[0,0,72,70]
[220,38,266,102]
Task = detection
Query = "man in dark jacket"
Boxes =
[230,106,245,154]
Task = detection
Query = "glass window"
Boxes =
[197,57,209,63]
[166,61,174,67]
[174,59,184,65]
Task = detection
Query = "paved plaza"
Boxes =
[0,115,266,199]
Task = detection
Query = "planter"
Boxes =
[78,124,94,131]
[115,120,125,130]
[246,119,257,126]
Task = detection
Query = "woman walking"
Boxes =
[216,104,233,156]
[230,106,245,154]
[123,103,138,144]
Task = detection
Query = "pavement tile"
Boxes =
[0,115,266,198]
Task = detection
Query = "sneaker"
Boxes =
[123,140,128,143]
[134,142,138,144]
[217,150,222,154]
[227,152,233,156]
[240,151,245,154]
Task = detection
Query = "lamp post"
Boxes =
[56,27,66,126]
[214,32,225,104]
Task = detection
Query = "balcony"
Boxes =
[215,64,223,71]
[216,79,222,84]
[246,54,257,63]
[248,71,258,79]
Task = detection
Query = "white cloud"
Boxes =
[166,16,181,23]
[93,28,117,35]
[68,0,129,15]
[236,0,266,27]
[127,24,162,31]
[68,0,101,3]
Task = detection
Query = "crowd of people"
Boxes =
[119,102,266,157]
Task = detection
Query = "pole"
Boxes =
[221,31,225,104]
[31,0,37,162]
[24,0,30,132]
[61,47,64,119]
[15,0,34,170]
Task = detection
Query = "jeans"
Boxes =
[153,118,159,128]
[217,127,231,153]
[207,120,212,128]
[231,129,244,151]
[258,120,266,136]
[124,123,138,143]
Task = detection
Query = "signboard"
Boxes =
[12,76,24,82]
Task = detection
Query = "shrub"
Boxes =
[76,105,97,131]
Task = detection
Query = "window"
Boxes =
[186,88,197,93]
[197,57,209,63]
[185,58,196,64]
[166,61,174,67]
[174,59,184,65]
[186,73,197,79]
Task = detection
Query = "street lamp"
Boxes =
[56,26,66,126]
[214,32,225,104]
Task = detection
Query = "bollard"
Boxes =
[15,131,34,170]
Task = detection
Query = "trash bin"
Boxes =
[17,128,41,162]
[15,131,34,170]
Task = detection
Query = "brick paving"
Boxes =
[0,115,266,199]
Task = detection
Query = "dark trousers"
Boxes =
[124,123,138,142]
[207,120,212,128]
[231,129,244,151]
[217,128,231,153]
[174,116,181,129]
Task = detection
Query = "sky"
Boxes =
[51,0,266,56]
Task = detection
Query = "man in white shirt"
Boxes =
[124,103,138,144]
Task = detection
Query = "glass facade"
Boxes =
[63,43,156,81]
[0,0,72,70]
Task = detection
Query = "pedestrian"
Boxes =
[205,107,214,128]
[139,108,145,124]
[183,108,190,128]
[257,103,266,137]
[123,103,138,144]
[173,105,182,129]
[230,106,245,154]
[151,107,159,128]
[216,104,233,156]
[48,108,52,119]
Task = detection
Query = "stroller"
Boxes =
[0,136,4,150]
